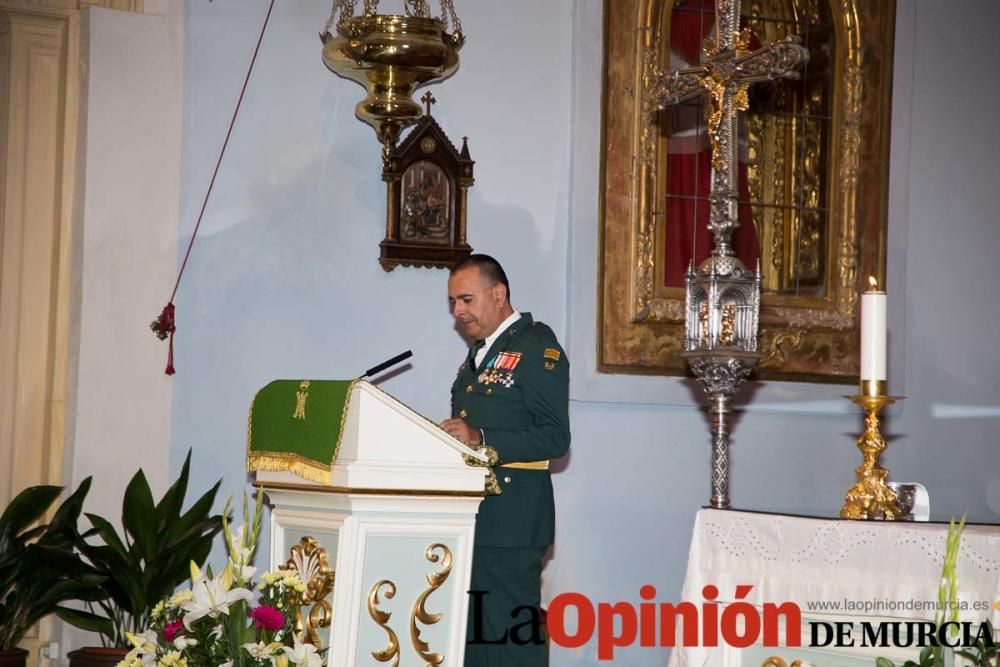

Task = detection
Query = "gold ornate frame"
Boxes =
[598,0,895,382]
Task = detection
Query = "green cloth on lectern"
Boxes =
[246,379,356,484]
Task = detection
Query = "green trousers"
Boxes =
[464,545,549,667]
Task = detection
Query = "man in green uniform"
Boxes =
[440,254,570,667]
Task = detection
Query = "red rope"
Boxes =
[152,0,276,375]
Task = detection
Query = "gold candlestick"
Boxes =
[840,380,903,520]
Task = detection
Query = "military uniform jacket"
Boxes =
[451,313,570,548]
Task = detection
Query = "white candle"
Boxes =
[860,276,887,381]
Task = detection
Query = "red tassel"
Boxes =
[150,302,176,376]
[166,331,175,376]
[148,0,275,378]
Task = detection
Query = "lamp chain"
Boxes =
[325,0,355,32]
[325,0,461,35]
[439,0,462,35]
[404,0,431,17]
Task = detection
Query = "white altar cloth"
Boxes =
[668,509,1000,667]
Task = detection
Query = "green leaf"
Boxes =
[84,513,131,560]
[121,469,157,565]
[170,481,222,541]
[76,542,146,615]
[55,606,115,636]
[0,479,101,649]
[42,477,91,543]
[154,450,192,532]
[876,657,897,667]
[54,456,224,648]
[0,485,61,543]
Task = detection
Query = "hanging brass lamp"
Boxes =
[320,0,465,161]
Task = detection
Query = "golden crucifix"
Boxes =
[649,0,809,257]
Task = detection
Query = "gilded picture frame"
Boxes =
[598,0,896,382]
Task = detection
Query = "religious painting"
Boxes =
[599,0,895,382]
[380,105,474,271]
[400,161,452,244]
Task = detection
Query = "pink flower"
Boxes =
[163,620,184,643]
[250,605,285,631]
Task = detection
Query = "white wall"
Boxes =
[67,3,182,544]
[172,1,1000,666]
[62,3,183,656]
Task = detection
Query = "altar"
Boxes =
[668,509,1000,667]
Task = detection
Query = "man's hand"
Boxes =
[439,417,482,446]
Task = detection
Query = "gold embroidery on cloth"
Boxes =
[292,380,311,420]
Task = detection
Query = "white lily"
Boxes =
[282,640,323,667]
[232,554,256,582]
[189,560,208,584]
[226,523,243,553]
[226,525,257,582]
[181,563,254,629]
[171,636,198,651]
[242,641,284,660]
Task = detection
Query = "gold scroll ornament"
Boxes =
[284,536,336,647]
[409,544,453,666]
[762,659,807,667]
[368,580,401,667]
[365,543,455,667]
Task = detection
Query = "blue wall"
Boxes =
[177,2,1000,665]
[176,0,571,508]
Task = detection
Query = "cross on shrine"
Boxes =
[650,0,808,258]
[421,91,436,116]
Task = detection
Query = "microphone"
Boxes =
[361,350,413,379]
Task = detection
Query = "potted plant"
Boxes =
[0,479,104,667]
[59,451,223,666]
[119,492,327,666]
